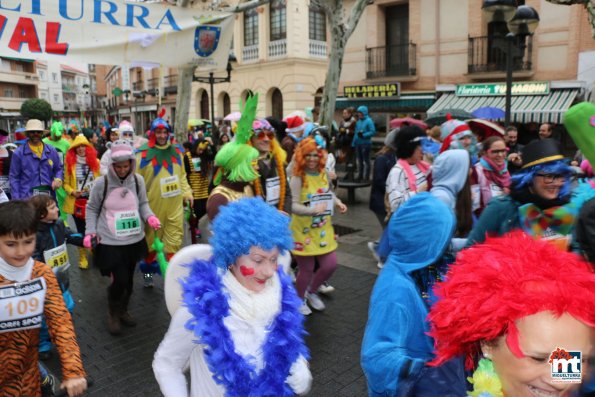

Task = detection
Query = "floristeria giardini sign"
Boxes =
[456,82,550,96]
[344,83,401,98]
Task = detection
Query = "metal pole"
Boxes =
[209,72,215,125]
[505,32,514,127]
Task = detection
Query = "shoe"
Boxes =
[78,248,88,269]
[367,241,380,262]
[306,292,326,311]
[143,273,154,288]
[299,300,312,316]
[317,282,335,295]
[119,311,137,327]
[38,350,52,361]
[377,261,384,269]
[41,373,57,397]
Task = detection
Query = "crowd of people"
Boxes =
[0,97,593,397]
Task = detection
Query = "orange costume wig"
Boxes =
[428,231,595,370]
[292,137,327,187]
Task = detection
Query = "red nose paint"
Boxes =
[240,266,255,276]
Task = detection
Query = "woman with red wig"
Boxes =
[289,137,347,315]
[63,134,100,268]
[429,231,595,397]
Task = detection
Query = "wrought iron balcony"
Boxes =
[366,42,417,79]
[147,77,159,90]
[132,81,144,91]
[164,74,178,95]
[468,35,533,74]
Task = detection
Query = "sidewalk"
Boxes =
[45,186,381,396]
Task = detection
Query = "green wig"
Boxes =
[214,94,260,185]
[51,121,64,138]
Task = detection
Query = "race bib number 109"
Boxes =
[0,277,46,333]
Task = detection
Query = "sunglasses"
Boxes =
[535,173,566,184]
[487,149,508,155]
[28,130,43,134]
[255,130,275,140]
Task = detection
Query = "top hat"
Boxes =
[521,138,563,169]
[24,119,47,133]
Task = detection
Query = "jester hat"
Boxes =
[564,101,595,166]
[213,94,260,185]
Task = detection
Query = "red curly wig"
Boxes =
[65,144,100,175]
[292,137,327,186]
[428,231,595,370]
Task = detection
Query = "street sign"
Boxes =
[344,83,401,99]
[456,81,550,96]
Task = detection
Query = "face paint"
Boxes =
[240,265,255,276]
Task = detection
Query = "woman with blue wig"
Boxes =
[153,197,312,396]
[467,138,576,249]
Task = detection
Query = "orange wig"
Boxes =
[292,137,327,185]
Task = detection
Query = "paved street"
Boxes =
[46,186,382,396]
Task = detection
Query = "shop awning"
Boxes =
[426,89,579,124]
[335,94,435,112]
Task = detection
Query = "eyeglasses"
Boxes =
[487,149,508,155]
[255,130,275,140]
[535,173,566,184]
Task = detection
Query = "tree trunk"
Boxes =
[319,23,345,128]
[174,66,195,143]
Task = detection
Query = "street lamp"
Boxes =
[192,61,233,125]
[482,1,539,126]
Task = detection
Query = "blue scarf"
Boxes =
[182,258,309,397]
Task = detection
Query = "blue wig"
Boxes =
[210,197,293,269]
[511,160,574,198]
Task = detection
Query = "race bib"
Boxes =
[160,175,181,198]
[490,183,504,198]
[265,176,281,205]
[0,175,9,193]
[191,157,201,172]
[43,243,70,272]
[471,184,480,212]
[0,277,46,333]
[310,193,334,216]
[114,210,142,237]
[32,185,52,196]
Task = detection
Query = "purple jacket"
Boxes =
[9,140,63,199]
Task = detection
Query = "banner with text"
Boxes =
[0,0,233,69]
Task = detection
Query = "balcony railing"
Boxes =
[309,40,327,58]
[132,81,144,91]
[164,74,178,95]
[242,44,259,62]
[366,42,417,79]
[147,77,159,90]
[268,39,287,58]
[468,35,533,74]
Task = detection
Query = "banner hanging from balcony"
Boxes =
[0,0,233,69]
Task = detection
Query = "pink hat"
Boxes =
[285,116,305,134]
[109,139,135,163]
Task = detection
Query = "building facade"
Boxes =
[189,0,329,121]
[338,0,595,140]
[0,57,38,132]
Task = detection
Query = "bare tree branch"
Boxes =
[545,0,594,38]
[344,0,369,39]
[222,0,271,13]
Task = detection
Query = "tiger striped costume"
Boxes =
[0,261,86,396]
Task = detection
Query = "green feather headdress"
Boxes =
[213,94,260,185]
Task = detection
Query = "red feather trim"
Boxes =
[158,108,166,118]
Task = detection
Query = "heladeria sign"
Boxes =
[0,0,233,69]
[344,83,401,98]
[456,82,550,96]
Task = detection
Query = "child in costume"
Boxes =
[136,110,192,287]
[0,201,87,397]
[62,134,101,269]
[153,197,312,397]
[85,139,161,335]
[30,195,82,361]
[206,95,259,221]
[290,137,347,315]
[429,231,595,397]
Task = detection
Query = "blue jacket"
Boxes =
[352,106,376,147]
[9,140,63,199]
[369,151,396,213]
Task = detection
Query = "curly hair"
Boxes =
[428,231,595,370]
[210,197,293,270]
[292,137,327,186]
[65,144,100,174]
